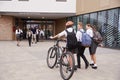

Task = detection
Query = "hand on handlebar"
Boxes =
[49,36,54,39]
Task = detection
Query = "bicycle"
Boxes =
[46,39,63,69]
[47,39,76,80]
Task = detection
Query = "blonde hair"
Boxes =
[78,22,83,27]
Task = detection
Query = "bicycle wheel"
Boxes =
[60,52,75,80]
[47,47,57,69]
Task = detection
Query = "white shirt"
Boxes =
[76,29,84,42]
[58,27,75,38]
[27,31,33,37]
[15,29,23,35]
[36,29,39,34]
[86,28,93,37]
[40,30,44,36]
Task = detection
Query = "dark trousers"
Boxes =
[28,37,32,46]
[36,34,39,42]
[77,42,89,67]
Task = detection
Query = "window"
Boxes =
[83,14,90,27]
[106,9,119,47]
[66,17,73,21]
[72,17,77,31]
[78,15,83,22]
[90,13,97,26]
[117,8,120,47]
[119,9,120,32]
[97,11,107,46]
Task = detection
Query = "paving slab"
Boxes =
[0,41,120,80]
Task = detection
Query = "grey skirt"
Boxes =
[89,40,98,54]
[16,34,20,40]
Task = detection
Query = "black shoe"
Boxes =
[74,66,77,70]
[77,65,81,69]
[85,64,89,69]
[92,66,97,69]
[90,63,94,67]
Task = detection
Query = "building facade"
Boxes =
[0,0,76,40]
[0,0,120,48]
[66,0,120,49]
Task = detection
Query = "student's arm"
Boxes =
[26,32,28,38]
[50,34,59,39]
[15,30,17,35]
[50,30,65,39]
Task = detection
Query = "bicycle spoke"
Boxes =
[60,52,75,80]
[47,47,57,69]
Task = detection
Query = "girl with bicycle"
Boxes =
[50,21,77,80]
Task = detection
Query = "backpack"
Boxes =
[93,31,103,44]
[66,29,77,49]
[80,31,92,47]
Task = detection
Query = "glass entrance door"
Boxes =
[26,20,54,40]
[39,23,54,39]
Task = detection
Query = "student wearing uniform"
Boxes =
[40,29,44,40]
[26,28,33,47]
[31,27,37,44]
[86,24,98,69]
[36,28,40,42]
[50,21,77,70]
[76,22,89,69]
[15,27,23,46]
[50,21,77,51]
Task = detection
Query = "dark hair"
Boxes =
[86,24,92,27]
[66,25,73,28]
[29,28,31,31]
[92,25,97,31]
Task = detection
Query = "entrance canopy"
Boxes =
[0,12,75,19]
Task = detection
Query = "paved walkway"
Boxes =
[0,41,120,80]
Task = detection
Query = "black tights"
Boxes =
[28,37,32,46]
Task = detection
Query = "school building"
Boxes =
[0,0,120,48]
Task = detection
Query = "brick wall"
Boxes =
[55,18,66,35]
[0,16,14,40]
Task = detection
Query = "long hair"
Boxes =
[86,24,92,28]
[89,25,97,31]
